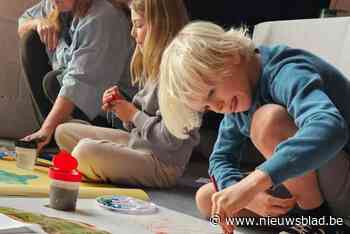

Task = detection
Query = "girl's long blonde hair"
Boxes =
[130,0,188,87]
[47,0,130,33]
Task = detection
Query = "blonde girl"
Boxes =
[54,0,199,188]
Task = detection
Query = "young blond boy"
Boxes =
[158,21,350,233]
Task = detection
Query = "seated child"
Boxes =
[54,0,199,188]
[158,21,350,233]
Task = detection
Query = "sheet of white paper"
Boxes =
[0,214,48,234]
[0,213,31,230]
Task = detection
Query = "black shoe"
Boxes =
[279,224,326,234]
[279,223,350,234]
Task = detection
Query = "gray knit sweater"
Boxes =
[128,80,200,173]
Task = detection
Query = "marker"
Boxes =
[111,93,124,101]
[210,175,219,192]
[210,175,235,234]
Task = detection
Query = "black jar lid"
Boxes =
[14,140,37,149]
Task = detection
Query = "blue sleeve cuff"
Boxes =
[59,79,101,120]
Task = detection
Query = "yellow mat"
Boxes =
[0,159,149,201]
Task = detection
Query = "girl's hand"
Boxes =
[36,19,59,51]
[246,191,296,217]
[111,100,138,123]
[102,86,124,112]
[22,128,53,151]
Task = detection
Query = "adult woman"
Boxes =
[18,0,135,149]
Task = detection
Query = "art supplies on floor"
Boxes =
[0,207,110,234]
[0,159,149,200]
[96,195,158,215]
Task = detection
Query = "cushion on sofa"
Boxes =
[0,0,41,139]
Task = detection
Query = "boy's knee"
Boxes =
[251,104,296,156]
[196,183,215,219]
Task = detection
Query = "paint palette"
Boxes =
[96,195,158,215]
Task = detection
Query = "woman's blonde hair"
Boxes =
[159,21,256,106]
[48,0,130,33]
[130,0,188,87]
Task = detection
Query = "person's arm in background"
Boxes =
[18,18,41,37]
[24,97,75,149]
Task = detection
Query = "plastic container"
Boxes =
[49,150,81,211]
[15,140,37,170]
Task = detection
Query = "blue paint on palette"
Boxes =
[0,170,38,185]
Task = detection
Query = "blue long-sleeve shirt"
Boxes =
[19,0,135,120]
[209,45,350,190]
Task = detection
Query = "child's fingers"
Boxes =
[101,103,111,112]
[107,85,119,93]
[268,205,291,217]
[103,94,115,104]
[211,202,232,233]
[270,196,296,209]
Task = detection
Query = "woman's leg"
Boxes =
[250,104,324,210]
[20,30,52,118]
[55,123,178,187]
[42,70,61,104]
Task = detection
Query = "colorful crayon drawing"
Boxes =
[0,159,148,200]
[0,170,38,185]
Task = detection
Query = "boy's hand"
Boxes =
[211,170,272,233]
[246,191,296,217]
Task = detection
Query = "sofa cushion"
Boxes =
[253,17,350,79]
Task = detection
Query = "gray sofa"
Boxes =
[0,0,40,139]
[1,4,350,141]
[253,17,350,78]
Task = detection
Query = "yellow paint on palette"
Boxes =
[0,159,149,201]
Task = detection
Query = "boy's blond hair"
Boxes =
[130,0,188,87]
[159,21,256,139]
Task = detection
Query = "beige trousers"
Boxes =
[54,122,179,188]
